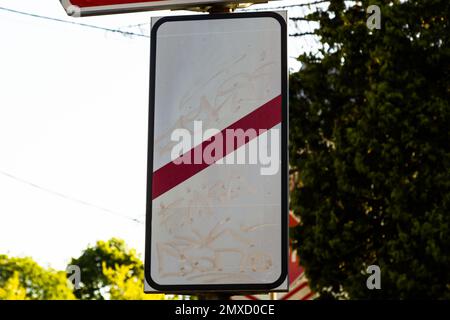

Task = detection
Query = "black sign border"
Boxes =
[145,11,288,293]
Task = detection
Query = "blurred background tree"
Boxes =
[69,238,163,300]
[103,262,164,300]
[0,238,165,300]
[0,255,75,300]
[0,272,28,300]
[290,0,450,299]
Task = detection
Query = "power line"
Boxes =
[240,0,330,11]
[290,32,317,37]
[0,6,150,39]
[117,16,316,25]
[290,17,316,21]
[0,169,144,225]
[117,22,150,29]
[116,16,319,38]
[270,0,331,8]
[0,5,319,40]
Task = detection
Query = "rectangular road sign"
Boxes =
[145,12,288,293]
[60,0,277,17]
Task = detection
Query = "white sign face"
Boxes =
[145,12,288,292]
[60,0,277,17]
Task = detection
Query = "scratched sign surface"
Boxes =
[145,13,288,292]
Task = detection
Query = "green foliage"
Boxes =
[0,255,75,300]
[0,272,27,300]
[290,0,450,299]
[0,238,165,300]
[102,262,164,300]
[69,238,155,300]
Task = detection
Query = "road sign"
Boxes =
[60,0,278,17]
[144,12,288,293]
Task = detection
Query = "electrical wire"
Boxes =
[0,5,324,39]
[239,0,330,11]
[0,169,144,225]
[0,6,150,38]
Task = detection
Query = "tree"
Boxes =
[290,0,449,299]
[0,272,27,300]
[103,262,164,300]
[0,255,75,300]
[69,238,163,300]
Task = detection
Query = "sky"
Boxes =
[0,0,318,270]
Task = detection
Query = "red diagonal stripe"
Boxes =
[152,95,282,200]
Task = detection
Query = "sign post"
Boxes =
[144,11,288,293]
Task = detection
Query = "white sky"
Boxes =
[0,0,316,270]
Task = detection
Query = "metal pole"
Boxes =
[207,4,236,14]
